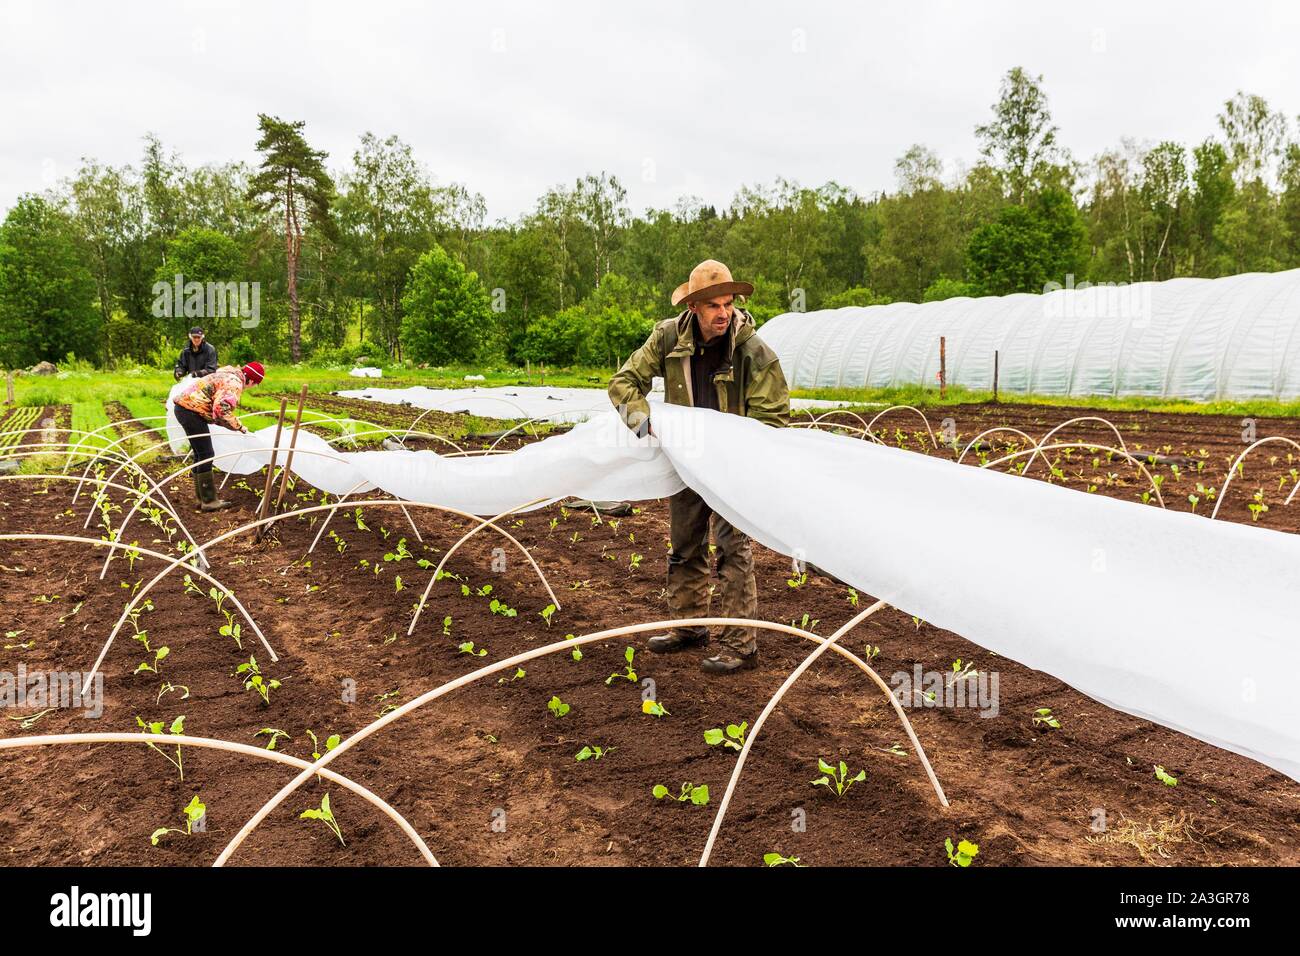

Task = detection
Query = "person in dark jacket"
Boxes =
[174,327,219,381]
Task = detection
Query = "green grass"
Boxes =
[68,402,116,459]
[18,362,1300,427]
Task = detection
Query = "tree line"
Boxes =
[1,67,1298,372]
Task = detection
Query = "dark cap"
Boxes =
[189,326,205,336]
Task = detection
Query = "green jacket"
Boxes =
[608,308,790,433]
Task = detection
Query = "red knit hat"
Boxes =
[242,361,265,384]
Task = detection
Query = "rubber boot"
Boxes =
[194,471,233,512]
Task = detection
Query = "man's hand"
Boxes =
[173,369,185,382]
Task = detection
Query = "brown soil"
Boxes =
[1,399,1299,868]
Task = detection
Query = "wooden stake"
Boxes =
[273,385,310,513]
[939,336,947,400]
[254,398,288,543]
[992,350,999,403]
[5,370,13,405]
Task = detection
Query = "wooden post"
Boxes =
[939,337,947,400]
[5,370,13,405]
[273,385,310,513]
[254,398,288,543]
[992,350,999,403]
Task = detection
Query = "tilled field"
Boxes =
[1,397,1298,867]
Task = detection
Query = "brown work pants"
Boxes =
[666,486,758,654]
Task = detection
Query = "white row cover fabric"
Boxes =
[651,404,1300,783]
[759,268,1300,401]
[335,384,855,421]
[166,399,683,509]
[161,393,1300,782]
[348,367,383,378]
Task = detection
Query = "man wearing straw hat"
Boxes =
[609,260,789,673]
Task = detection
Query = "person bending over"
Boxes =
[172,361,265,511]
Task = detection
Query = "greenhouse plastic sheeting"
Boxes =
[165,396,1300,782]
[759,268,1300,401]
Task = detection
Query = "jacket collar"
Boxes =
[667,307,755,363]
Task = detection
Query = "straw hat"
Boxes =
[671,259,754,307]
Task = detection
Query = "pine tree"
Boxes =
[247,115,336,361]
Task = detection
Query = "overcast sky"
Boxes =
[1,0,1296,222]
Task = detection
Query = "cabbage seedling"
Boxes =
[156,682,189,705]
[235,656,281,706]
[540,604,556,626]
[255,728,289,750]
[605,647,637,685]
[137,714,186,780]
[548,695,570,718]
[300,792,345,846]
[811,758,865,798]
[1031,707,1060,730]
[945,837,979,867]
[653,782,709,805]
[641,699,669,717]
[208,586,243,650]
[497,667,526,684]
[134,644,169,676]
[575,745,615,761]
[763,852,805,867]
[566,634,583,661]
[947,659,978,685]
[488,598,517,617]
[704,721,748,751]
[383,538,412,562]
[305,729,340,761]
[458,641,487,656]
[1154,765,1179,786]
[151,794,206,846]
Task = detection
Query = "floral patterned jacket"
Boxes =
[175,366,248,431]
